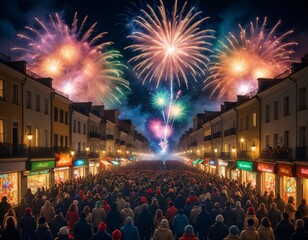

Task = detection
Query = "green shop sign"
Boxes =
[30,169,50,176]
[31,160,55,171]
[193,158,201,165]
[236,161,253,171]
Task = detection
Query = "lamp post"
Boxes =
[214,148,218,157]
[251,143,256,159]
[232,145,236,160]
[27,132,33,148]
[70,150,75,158]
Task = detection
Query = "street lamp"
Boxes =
[27,132,33,147]
[85,146,90,152]
[70,150,75,158]
[251,143,256,159]
[232,145,236,159]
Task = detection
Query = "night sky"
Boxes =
[1,0,308,153]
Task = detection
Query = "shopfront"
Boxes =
[89,161,100,175]
[278,163,296,203]
[226,161,237,180]
[296,164,308,201]
[100,159,111,170]
[201,159,210,172]
[54,154,72,184]
[218,159,228,177]
[209,160,217,175]
[257,162,276,194]
[73,158,88,178]
[236,160,256,188]
[27,160,55,193]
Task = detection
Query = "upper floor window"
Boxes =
[36,94,40,112]
[239,118,243,131]
[35,127,39,147]
[44,98,48,114]
[265,104,270,122]
[83,123,86,135]
[0,119,4,142]
[245,115,249,130]
[0,79,4,99]
[54,134,58,147]
[12,84,19,104]
[26,91,32,108]
[54,107,58,121]
[60,109,64,123]
[78,121,81,134]
[273,101,278,120]
[252,112,257,128]
[283,96,289,116]
[65,112,68,124]
[299,87,306,110]
[73,120,76,133]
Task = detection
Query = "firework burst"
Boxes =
[13,13,130,105]
[204,17,298,100]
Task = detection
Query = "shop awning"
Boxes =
[198,159,204,164]
[111,160,119,165]
[227,162,237,170]
[193,158,201,165]
[100,160,111,165]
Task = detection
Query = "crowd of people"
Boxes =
[0,160,308,240]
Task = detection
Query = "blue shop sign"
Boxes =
[74,159,88,167]
[210,160,216,165]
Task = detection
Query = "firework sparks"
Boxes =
[204,17,298,100]
[13,13,130,105]
[151,90,170,110]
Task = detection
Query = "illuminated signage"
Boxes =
[278,164,293,177]
[209,160,216,165]
[74,159,88,167]
[193,159,201,165]
[29,169,49,176]
[218,160,228,167]
[237,161,253,171]
[257,163,274,173]
[56,154,72,167]
[296,165,308,178]
[31,160,55,171]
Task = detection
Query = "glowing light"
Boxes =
[13,13,130,105]
[204,17,298,100]
[168,101,187,121]
[151,91,170,109]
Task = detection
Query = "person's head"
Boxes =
[151,198,158,205]
[301,199,307,205]
[261,217,271,228]
[2,196,7,202]
[7,208,15,216]
[247,207,255,215]
[216,214,224,223]
[25,207,32,215]
[124,202,130,209]
[184,225,194,234]
[69,203,75,212]
[96,200,102,207]
[112,229,122,240]
[288,196,295,204]
[84,205,90,213]
[178,209,184,214]
[98,221,107,232]
[59,226,70,236]
[270,203,277,209]
[126,216,134,225]
[5,216,17,229]
[225,201,231,207]
[38,216,46,225]
[111,202,117,209]
[258,203,266,211]
[142,203,148,211]
[247,218,255,227]
[160,219,169,228]
[169,201,174,207]
[55,208,62,216]
[45,200,50,206]
[295,219,305,230]
[235,201,241,208]
[80,211,86,219]
[214,202,220,208]
[155,209,163,218]
[229,225,239,236]
[283,212,290,220]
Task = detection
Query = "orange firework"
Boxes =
[204,17,298,100]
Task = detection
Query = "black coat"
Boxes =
[275,219,294,240]
[1,225,20,240]
[73,218,93,240]
[0,201,11,227]
[91,230,112,240]
[136,209,152,235]
[33,225,53,240]
[208,222,229,240]
[290,228,308,240]
[20,214,36,240]
[105,208,121,234]
[222,207,235,228]
[196,209,212,234]
[267,208,281,230]
[51,215,67,238]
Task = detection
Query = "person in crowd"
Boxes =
[15,198,28,228]
[66,204,79,234]
[244,207,259,229]
[20,207,36,240]
[24,188,35,208]
[55,226,73,240]
[196,204,212,240]
[223,225,241,240]
[2,208,17,229]
[136,204,152,240]
[33,217,53,240]
[39,200,55,227]
[275,193,286,214]
[1,216,20,240]
[189,202,201,233]
[155,189,166,213]
[187,192,198,205]
[92,200,106,233]
[267,203,281,230]
[208,214,229,240]
[32,194,44,221]
[285,196,297,223]
[84,205,92,223]
[91,221,112,240]
[240,219,259,240]
[0,196,12,228]
[106,202,122,234]
[153,209,165,230]
[233,201,245,232]
[256,203,268,224]
[257,217,275,240]
[51,208,67,239]
[153,218,173,240]
[184,199,193,219]
[223,201,235,228]
[166,201,178,229]
[303,216,308,232]
[148,198,160,221]
[112,229,122,240]
[73,212,93,240]
[173,209,190,240]
[120,216,140,240]
[211,202,224,223]
[274,212,294,240]
[121,202,134,226]
[290,219,308,240]
[116,193,126,212]
[179,225,198,240]
[175,192,186,211]
[296,199,308,220]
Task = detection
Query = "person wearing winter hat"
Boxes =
[223,225,240,240]
[20,207,36,240]
[112,229,122,240]
[92,200,106,233]
[92,221,112,240]
[179,225,198,240]
[240,219,259,240]
[55,226,73,240]
[51,208,67,238]
[153,219,173,240]
[120,216,140,240]
[120,202,134,225]
[33,217,53,240]
[73,212,93,240]
[208,214,229,240]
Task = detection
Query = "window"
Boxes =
[26,91,32,108]
[78,121,81,134]
[54,107,58,121]
[0,120,4,142]
[78,142,81,151]
[283,96,289,116]
[65,112,68,124]
[35,128,39,147]
[265,104,270,122]
[273,133,278,147]
[44,98,48,114]
[60,135,64,147]
[84,123,86,135]
[54,134,58,147]
[239,118,243,131]
[45,130,48,147]
[36,94,40,112]
[245,115,249,130]
[274,101,278,120]
[252,112,257,128]
[12,84,19,104]
[265,135,270,148]
[284,130,289,147]
[299,87,306,110]
[0,79,4,99]
[60,109,64,123]
[299,126,306,147]
[65,136,68,148]
[73,120,76,133]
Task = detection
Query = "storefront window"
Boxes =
[74,167,85,179]
[265,173,275,194]
[0,173,18,205]
[303,179,308,202]
[231,170,239,181]
[283,176,296,203]
[246,171,256,188]
[54,167,69,184]
[218,167,226,177]
[28,172,50,194]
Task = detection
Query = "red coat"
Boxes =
[179,233,199,240]
[166,206,178,225]
[66,210,79,232]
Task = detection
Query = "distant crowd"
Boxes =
[0,160,307,240]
